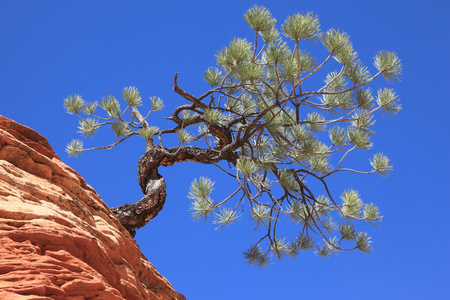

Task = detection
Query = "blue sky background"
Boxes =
[1,1,449,299]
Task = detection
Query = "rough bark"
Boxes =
[111,76,240,236]
[111,144,239,236]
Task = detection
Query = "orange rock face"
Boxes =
[0,116,185,300]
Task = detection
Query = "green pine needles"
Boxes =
[64,5,402,267]
[63,87,165,156]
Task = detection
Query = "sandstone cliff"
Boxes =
[0,116,185,300]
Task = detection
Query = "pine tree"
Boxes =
[64,5,401,266]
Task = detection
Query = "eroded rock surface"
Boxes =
[0,116,185,300]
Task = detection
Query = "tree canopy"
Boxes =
[64,5,402,267]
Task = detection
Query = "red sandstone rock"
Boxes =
[0,116,185,300]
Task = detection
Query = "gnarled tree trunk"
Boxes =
[110,80,239,236]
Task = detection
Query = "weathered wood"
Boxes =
[111,77,240,236]
[111,144,238,236]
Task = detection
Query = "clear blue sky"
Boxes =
[1,1,449,299]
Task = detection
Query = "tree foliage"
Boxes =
[64,5,402,267]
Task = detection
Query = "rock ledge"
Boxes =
[0,116,184,300]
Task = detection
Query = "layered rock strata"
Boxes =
[0,116,184,300]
